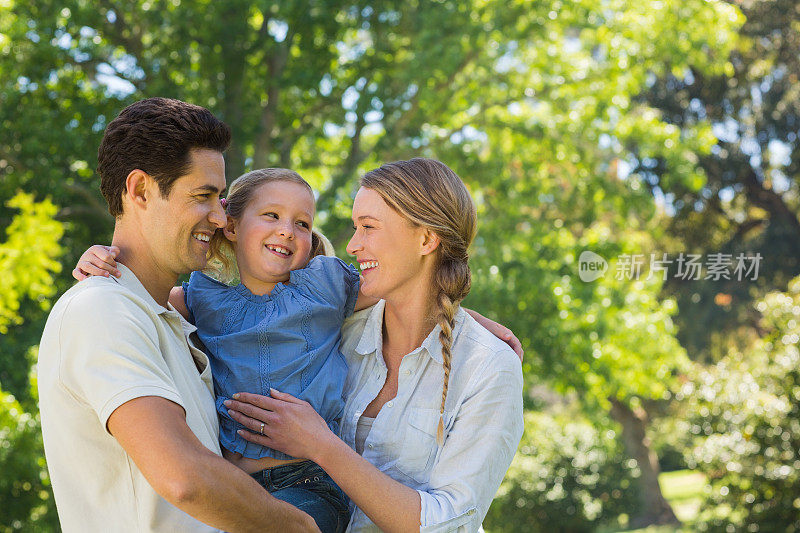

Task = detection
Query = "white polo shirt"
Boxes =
[38,263,221,532]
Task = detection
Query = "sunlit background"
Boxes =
[2,1,799,531]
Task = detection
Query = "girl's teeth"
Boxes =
[268,245,290,255]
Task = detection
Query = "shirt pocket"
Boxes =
[395,406,440,483]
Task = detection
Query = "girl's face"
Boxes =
[346,186,434,301]
[225,180,315,295]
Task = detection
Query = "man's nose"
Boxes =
[210,201,226,228]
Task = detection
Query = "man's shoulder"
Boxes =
[47,276,156,332]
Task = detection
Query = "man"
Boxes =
[38,97,319,532]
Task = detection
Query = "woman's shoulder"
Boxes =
[340,304,377,353]
[454,311,522,375]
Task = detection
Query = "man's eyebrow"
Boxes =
[192,184,226,196]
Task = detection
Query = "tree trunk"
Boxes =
[608,397,680,528]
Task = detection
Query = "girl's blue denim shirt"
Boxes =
[184,255,360,460]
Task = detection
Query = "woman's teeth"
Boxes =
[359,261,378,270]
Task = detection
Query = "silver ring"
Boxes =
[259,422,265,435]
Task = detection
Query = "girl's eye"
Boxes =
[297,220,310,229]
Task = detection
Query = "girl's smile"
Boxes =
[224,180,315,295]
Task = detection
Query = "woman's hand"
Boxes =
[224,389,335,462]
[72,245,121,280]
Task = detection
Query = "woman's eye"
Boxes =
[264,212,278,219]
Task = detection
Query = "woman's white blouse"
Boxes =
[339,300,524,532]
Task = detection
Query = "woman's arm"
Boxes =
[224,391,422,533]
[226,348,523,533]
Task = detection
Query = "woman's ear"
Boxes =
[222,217,237,242]
[420,228,441,256]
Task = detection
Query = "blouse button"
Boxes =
[368,443,374,449]
[386,401,394,408]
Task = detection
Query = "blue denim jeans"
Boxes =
[251,460,350,533]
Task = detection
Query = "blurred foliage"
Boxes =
[680,277,800,532]
[0,378,58,533]
[0,193,63,335]
[485,410,641,533]
[634,0,800,362]
[11,0,800,530]
[0,194,63,530]
[0,193,63,407]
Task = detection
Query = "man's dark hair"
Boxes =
[97,97,232,217]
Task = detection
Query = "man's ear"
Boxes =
[124,169,152,210]
[222,216,237,242]
[420,228,441,256]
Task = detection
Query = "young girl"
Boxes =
[74,166,522,532]
[79,168,364,533]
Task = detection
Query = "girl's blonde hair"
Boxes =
[360,158,477,446]
[206,168,329,284]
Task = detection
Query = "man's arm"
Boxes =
[108,396,318,533]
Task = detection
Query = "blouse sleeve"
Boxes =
[291,256,360,319]
[183,271,233,332]
[417,352,524,531]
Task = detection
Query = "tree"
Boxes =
[631,0,800,360]
[681,277,800,531]
[2,0,744,527]
[0,193,63,531]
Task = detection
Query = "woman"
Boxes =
[225,158,524,532]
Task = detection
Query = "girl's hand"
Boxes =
[224,389,334,462]
[72,245,121,281]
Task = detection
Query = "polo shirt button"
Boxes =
[404,370,411,375]
[386,401,394,408]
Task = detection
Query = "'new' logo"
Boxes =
[578,251,608,282]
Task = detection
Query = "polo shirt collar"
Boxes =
[111,262,173,317]
[354,299,467,365]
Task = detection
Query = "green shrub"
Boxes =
[484,411,641,532]
[680,278,800,532]
[0,383,58,532]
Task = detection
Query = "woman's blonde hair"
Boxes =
[360,158,477,445]
[206,168,329,284]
